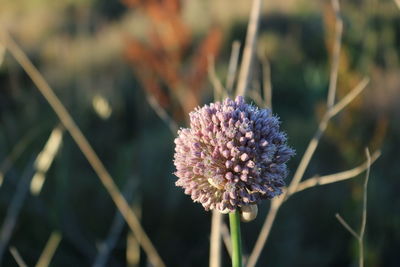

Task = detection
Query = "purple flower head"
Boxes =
[173,96,295,213]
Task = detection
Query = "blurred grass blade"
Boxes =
[93,178,137,267]
[209,210,222,267]
[226,41,241,95]
[35,231,62,267]
[10,247,27,267]
[0,127,41,188]
[0,158,35,263]
[127,195,142,267]
[92,94,112,120]
[236,0,262,97]
[31,125,64,195]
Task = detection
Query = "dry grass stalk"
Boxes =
[220,222,232,257]
[236,0,262,97]
[327,0,343,108]
[209,210,223,267]
[0,158,35,262]
[0,43,5,66]
[93,179,137,267]
[127,196,142,267]
[245,1,378,266]
[0,127,41,187]
[256,46,272,110]
[261,57,272,110]
[226,41,241,95]
[286,77,369,198]
[35,231,62,267]
[0,31,165,267]
[9,247,27,267]
[30,125,64,195]
[247,76,371,266]
[246,77,371,267]
[145,92,179,135]
[208,55,226,101]
[394,0,400,10]
[248,90,266,109]
[335,148,372,267]
[295,150,379,193]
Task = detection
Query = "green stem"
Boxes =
[229,209,242,267]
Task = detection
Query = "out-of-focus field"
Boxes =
[0,0,399,266]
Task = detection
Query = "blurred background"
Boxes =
[0,0,399,266]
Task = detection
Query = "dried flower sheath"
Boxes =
[174,96,294,213]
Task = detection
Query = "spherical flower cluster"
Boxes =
[173,96,294,213]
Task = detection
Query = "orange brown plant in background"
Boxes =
[123,0,223,122]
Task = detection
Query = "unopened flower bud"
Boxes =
[240,204,258,222]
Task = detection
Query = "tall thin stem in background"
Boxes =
[0,158,35,262]
[209,210,222,267]
[335,148,371,267]
[236,0,262,97]
[9,247,27,267]
[327,0,343,108]
[36,232,62,267]
[226,41,241,95]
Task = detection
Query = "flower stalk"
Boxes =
[229,209,242,267]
